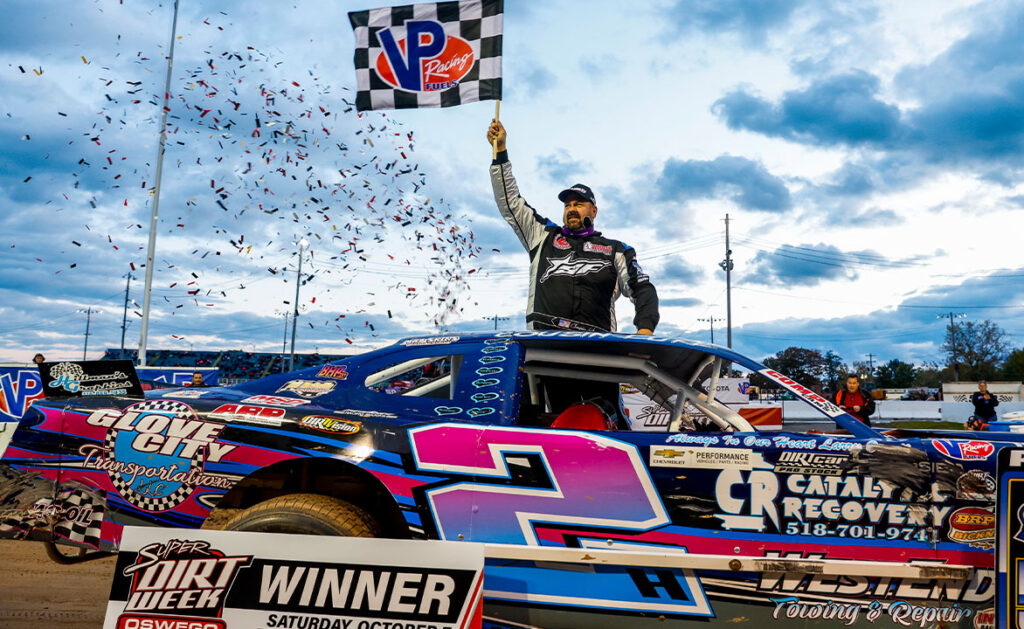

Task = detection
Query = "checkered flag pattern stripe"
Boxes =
[349,0,502,111]
[53,490,105,549]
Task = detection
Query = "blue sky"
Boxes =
[1,0,1023,370]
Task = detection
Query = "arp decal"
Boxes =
[119,538,251,625]
[276,379,336,399]
[933,440,995,461]
[376,21,474,92]
[316,364,349,380]
[409,424,669,545]
[298,415,360,435]
[80,400,235,511]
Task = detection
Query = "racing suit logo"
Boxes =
[540,253,611,283]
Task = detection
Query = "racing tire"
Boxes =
[221,493,379,537]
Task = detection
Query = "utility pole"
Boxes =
[940,312,968,381]
[866,353,875,372]
[490,314,510,330]
[697,316,724,344]
[120,273,133,360]
[79,307,95,360]
[718,214,734,348]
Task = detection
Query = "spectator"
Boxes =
[188,372,207,387]
[33,353,45,364]
[968,380,998,427]
[835,375,875,425]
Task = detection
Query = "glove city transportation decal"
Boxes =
[81,401,235,511]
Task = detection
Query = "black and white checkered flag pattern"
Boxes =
[53,489,106,550]
[349,0,502,111]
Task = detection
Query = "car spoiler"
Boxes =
[37,360,145,399]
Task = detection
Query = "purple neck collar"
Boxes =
[561,225,596,237]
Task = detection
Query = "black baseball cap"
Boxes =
[557,183,596,205]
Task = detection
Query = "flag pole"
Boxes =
[491,100,501,159]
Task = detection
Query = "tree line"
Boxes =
[750,319,1024,392]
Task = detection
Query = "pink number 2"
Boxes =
[409,424,670,545]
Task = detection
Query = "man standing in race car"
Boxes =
[487,119,659,334]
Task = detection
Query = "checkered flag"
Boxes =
[53,488,106,549]
[349,0,503,111]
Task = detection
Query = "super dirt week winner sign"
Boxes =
[105,527,484,629]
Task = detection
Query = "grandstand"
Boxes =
[101,349,359,381]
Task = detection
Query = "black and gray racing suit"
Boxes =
[490,150,659,333]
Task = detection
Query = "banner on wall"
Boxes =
[104,527,485,629]
[136,366,219,387]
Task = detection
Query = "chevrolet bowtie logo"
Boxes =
[653,448,685,458]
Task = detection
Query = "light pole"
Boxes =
[289,239,309,372]
[120,273,133,359]
[718,214,734,348]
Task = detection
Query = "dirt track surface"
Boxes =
[0,539,114,628]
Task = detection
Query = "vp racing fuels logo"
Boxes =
[119,538,251,627]
[540,253,611,283]
[81,400,235,511]
[375,21,474,92]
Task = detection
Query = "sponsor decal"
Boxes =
[208,404,286,426]
[773,451,850,476]
[759,368,846,418]
[316,364,349,380]
[932,439,994,461]
[650,447,768,470]
[947,506,995,548]
[80,401,236,511]
[0,367,44,422]
[758,551,992,605]
[553,234,571,250]
[241,395,307,407]
[540,253,611,283]
[47,361,134,397]
[956,469,996,500]
[714,468,948,541]
[583,241,612,255]
[376,21,475,92]
[400,335,459,346]
[974,608,994,629]
[117,538,250,627]
[276,379,336,399]
[334,408,397,419]
[770,596,973,626]
[634,404,670,428]
[299,415,360,435]
[164,389,208,399]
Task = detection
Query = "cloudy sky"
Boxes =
[1,0,1023,369]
